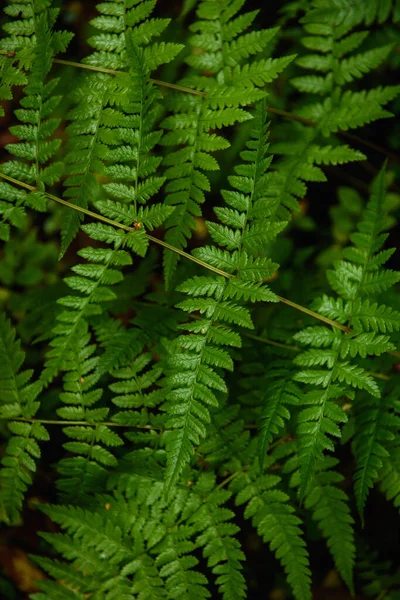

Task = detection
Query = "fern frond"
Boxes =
[304,0,400,32]
[240,359,301,465]
[379,443,400,510]
[164,101,280,491]
[283,449,355,592]
[231,456,312,600]
[294,165,399,498]
[85,0,182,70]
[354,388,400,522]
[282,0,399,229]
[41,230,135,384]
[190,473,246,600]
[60,1,181,254]
[161,0,293,286]
[0,312,46,524]
[55,325,124,503]
[110,350,164,427]
[0,1,72,238]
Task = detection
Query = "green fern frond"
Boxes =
[85,0,182,70]
[161,0,293,287]
[231,456,312,600]
[110,350,164,427]
[41,231,135,384]
[56,325,123,502]
[240,359,301,465]
[164,101,281,491]
[283,449,355,592]
[0,312,46,524]
[354,388,400,522]
[379,443,400,510]
[281,0,399,229]
[303,0,400,32]
[190,473,246,600]
[60,1,181,255]
[0,1,72,238]
[294,165,400,498]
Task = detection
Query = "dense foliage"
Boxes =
[0,0,400,598]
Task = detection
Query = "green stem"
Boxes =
[1,50,398,163]
[276,295,350,332]
[10,416,156,429]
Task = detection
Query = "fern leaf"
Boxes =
[354,389,400,522]
[232,459,312,600]
[0,312,45,524]
[165,101,283,491]
[283,451,355,592]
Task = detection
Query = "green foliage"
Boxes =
[293,166,399,499]
[0,0,399,598]
[0,312,45,524]
[0,0,72,241]
[354,387,400,521]
[164,100,279,491]
[161,0,293,286]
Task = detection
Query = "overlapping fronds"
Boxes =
[161,0,293,286]
[293,166,399,498]
[164,101,281,490]
[0,312,45,524]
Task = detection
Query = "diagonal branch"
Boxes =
[1,172,400,359]
[1,49,398,164]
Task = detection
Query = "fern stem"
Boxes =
[276,295,351,332]
[146,234,233,278]
[366,372,391,381]
[2,172,400,359]
[2,50,398,164]
[10,417,156,429]
[0,51,204,97]
[214,470,242,492]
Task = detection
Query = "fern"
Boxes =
[60,2,182,255]
[55,324,124,503]
[353,387,400,521]
[379,443,400,510]
[293,165,399,498]
[164,100,280,490]
[0,0,399,597]
[0,312,45,524]
[282,445,355,591]
[161,0,293,286]
[0,1,72,240]
[268,0,400,228]
[42,20,179,382]
[231,452,312,600]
